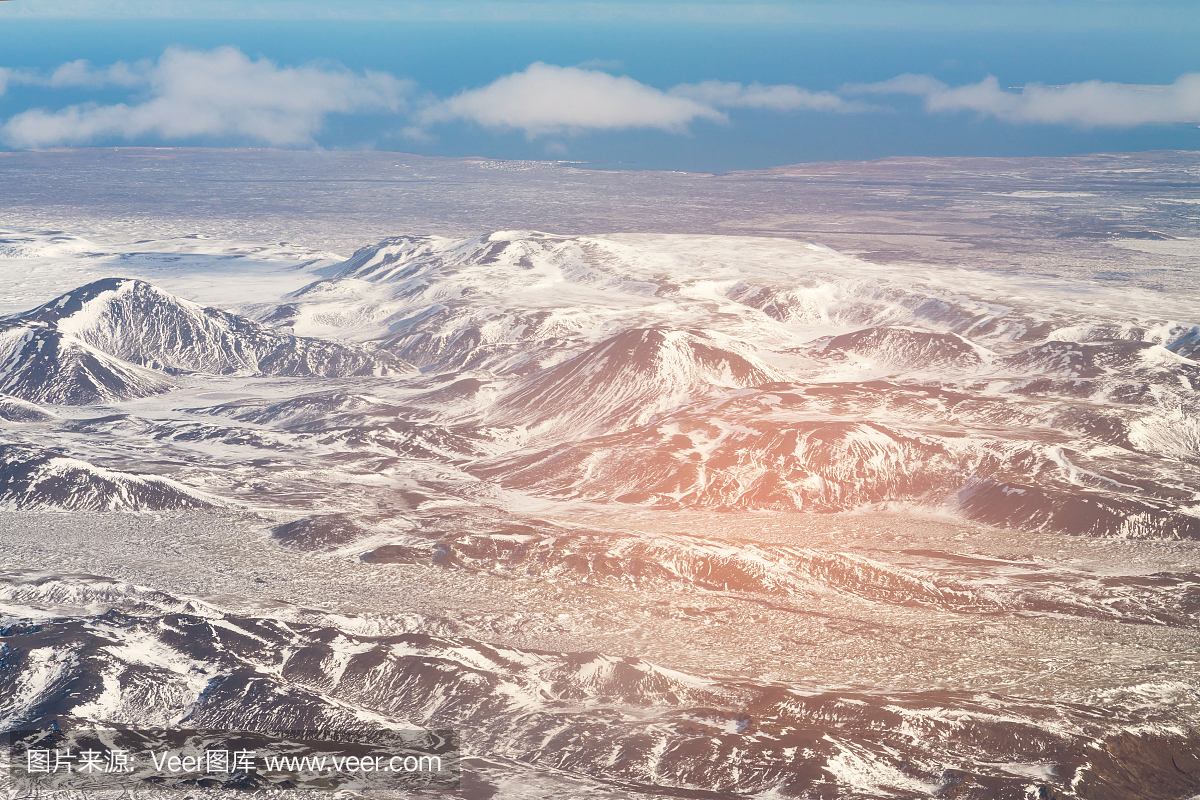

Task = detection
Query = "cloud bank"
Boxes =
[3,48,1199,150]
[1,47,411,148]
[851,72,1200,127]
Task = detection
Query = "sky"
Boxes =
[0,1,1198,170]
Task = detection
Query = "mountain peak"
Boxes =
[17,278,168,326]
[489,326,785,438]
[0,278,410,405]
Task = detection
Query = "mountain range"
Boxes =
[2,229,1199,799]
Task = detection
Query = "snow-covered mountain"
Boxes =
[816,325,990,371]
[0,325,173,405]
[3,227,1200,799]
[488,327,785,438]
[10,277,409,382]
[4,234,1188,534]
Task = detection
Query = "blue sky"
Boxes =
[1,1,1198,170]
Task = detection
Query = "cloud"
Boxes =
[2,46,412,148]
[851,72,1200,127]
[417,62,724,137]
[0,60,147,96]
[11,48,1193,153]
[672,80,863,112]
[415,65,868,138]
[46,58,151,89]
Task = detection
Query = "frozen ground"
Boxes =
[0,149,1199,799]
[2,509,1199,709]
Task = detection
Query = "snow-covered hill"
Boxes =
[0,278,410,405]
[0,326,173,405]
[0,444,213,511]
[3,226,1200,799]
[488,327,785,438]
[16,277,409,377]
[1,231,1197,533]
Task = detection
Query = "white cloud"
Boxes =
[10,47,1192,152]
[672,80,862,112]
[417,62,724,137]
[415,65,867,138]
[851,72,1200,127]
[1,46,412,148]
[47,59,151,89]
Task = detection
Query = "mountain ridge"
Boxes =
[0,278,412,405]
